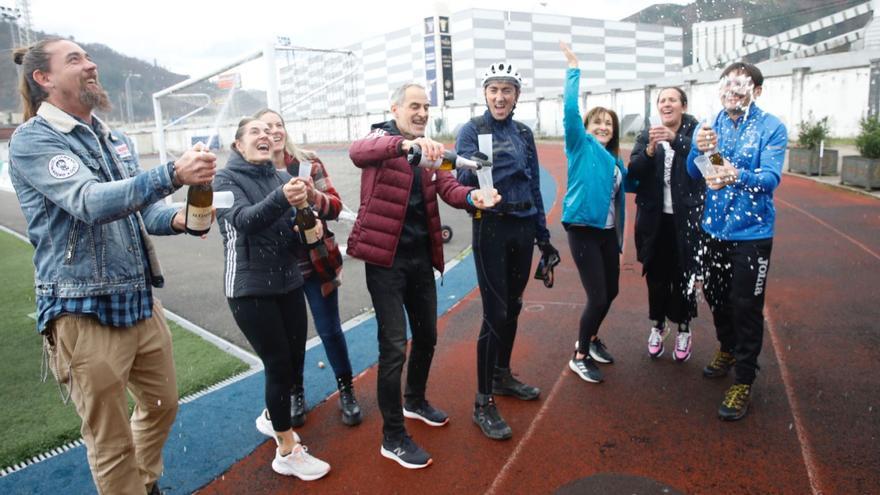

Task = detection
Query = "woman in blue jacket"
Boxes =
[560,42,627,384]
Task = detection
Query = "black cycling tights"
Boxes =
[473,213,536,395]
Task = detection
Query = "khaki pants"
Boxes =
[46,300,179,495]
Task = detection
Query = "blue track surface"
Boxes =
[0,167,556,494]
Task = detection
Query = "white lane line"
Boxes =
[765,310,824,495]
[486,366,570,495]
[163,308,262,369]
[777,197,880,261]
[0,224,29,243]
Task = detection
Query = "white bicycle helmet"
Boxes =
[481,62,523,89]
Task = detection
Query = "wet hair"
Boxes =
[252,108,315,162]
[12,37,64,120]
[583,107,620,157]
[656,86,688,107]
[390,82,426,107]
[720,62,764,87]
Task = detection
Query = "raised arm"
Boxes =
[349,129,404,169]
[561,42,586,153]
[10,126,176,226]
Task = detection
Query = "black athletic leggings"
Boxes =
[473,213,536,395]
[228,289,307,432]
[645,213,691,325]
[567,226,620,355]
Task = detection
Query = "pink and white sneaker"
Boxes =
[648,326,668,358]
[673,331,693,362]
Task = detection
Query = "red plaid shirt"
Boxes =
[286,152,344,295]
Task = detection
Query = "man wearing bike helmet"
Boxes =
[456,62,559,441]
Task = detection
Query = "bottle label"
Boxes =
[187,206,212,231]
[303,227,320,245]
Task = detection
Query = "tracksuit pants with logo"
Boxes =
[702,236,774,385]
[365,246,437,440]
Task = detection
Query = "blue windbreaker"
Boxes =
[561,67,627,251]
[686,103,787,241]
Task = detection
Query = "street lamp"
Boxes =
[124,72,141,125]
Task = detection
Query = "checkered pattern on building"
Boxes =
[278,8,682,120]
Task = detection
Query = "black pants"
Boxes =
[365,247,437,440]
[567,226,620,355]
[702,236,773,385]
[228,289,307,432]
[473,214,536,395]
[645,213,693,324]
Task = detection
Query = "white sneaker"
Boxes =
[256,409,300,444]
[272,445,330,481]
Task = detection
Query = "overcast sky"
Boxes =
[23,0,690,88]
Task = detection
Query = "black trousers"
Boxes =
[365,246,437,440]
[645,213,694,324]
[702,236,773,385]
[227,289,307,432]
[473,214,536,395]
[567,226,620,355]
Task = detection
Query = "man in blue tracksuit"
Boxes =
[687,62,787,421]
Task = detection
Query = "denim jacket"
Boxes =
[9,102,179,297]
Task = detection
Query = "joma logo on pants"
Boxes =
[754,257,768,296]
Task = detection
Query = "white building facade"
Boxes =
[278,8,683,120]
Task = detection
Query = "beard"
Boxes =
[80,80,111,113]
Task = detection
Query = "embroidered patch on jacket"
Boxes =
[114,143,132,159]
[47,155,79,179]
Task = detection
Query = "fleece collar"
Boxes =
[36,102,110,139]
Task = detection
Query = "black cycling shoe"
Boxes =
[337,374,362,426]
[473,393,512,440]
[492,367,540,400]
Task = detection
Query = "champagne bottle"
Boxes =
[699,119,724,166]
[295,199,321,247]
[406,144,489,171]
[185,184,213,236]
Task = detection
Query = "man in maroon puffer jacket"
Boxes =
[349,82,498,470]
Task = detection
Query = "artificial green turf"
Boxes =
[0,232,248,470]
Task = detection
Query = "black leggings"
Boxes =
[645,213,692,325]
[567,226,620,354]
[473,214,536,395]
[228,289,307,432]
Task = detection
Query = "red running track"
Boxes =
[199,144,880,495]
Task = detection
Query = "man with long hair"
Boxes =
[9,38,215,494]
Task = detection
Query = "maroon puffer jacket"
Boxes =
[347,122,473,272]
